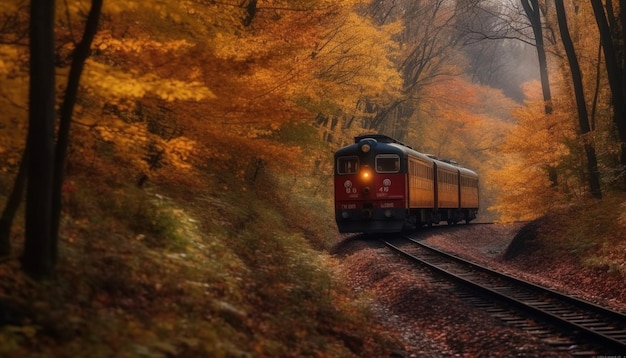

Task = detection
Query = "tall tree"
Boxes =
[554,0,601,198]
[520,0,552,114]
[455,1,540,102]
[590,0,626,182]
[50,0,103,260]
[364,0,473,139]
[22,0,56,278]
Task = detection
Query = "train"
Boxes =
[334,134,479,233]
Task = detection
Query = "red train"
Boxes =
[334,134,479,233]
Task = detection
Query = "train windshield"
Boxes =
[376,155,400,173]
[337,156,359,174]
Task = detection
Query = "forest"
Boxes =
[1,0,626,356]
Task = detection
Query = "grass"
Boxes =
[0,158,399,357]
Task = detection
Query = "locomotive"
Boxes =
[334,134,479,233]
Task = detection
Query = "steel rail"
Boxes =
[383,237,626,354]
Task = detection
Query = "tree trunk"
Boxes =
[520,0,552,114]
[51,0,103,260]
[0,151,28,257]
[22,0,56,279]
[554,0,602,199]
[590,0,626,182]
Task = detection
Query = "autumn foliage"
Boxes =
[0,1,409,356]
[1,0,626,356]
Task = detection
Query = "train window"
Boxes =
[461,176,478,188]
[376,155,400,173]
[337,156,359,175]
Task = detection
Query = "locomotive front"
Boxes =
[334,136,408,233]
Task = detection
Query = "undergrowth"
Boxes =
[507,192,626,277]
[0,162,398,357]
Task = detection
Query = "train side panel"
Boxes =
[459,168,479,209]
[434,161,460,209]
[408,156,435,208]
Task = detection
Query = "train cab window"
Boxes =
[337,156,359,175]
[376,155,400,173]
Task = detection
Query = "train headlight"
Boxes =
[361,168,372,181]
[384,209,393,218]
[361,143,371,153]
[341,211,349,219]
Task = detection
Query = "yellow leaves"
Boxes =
[95,30,193,54]
[312,12,402,91]
[488,161,559,222]
[506,97,574,166]
[297,11,403,115]
[164,137,196,170]
[208,1,404,118]
[96,121,197,171]
[97,121,148,149]
[83,60,215,101]
[158,79,216,101]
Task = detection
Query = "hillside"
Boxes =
[0,155,406,357]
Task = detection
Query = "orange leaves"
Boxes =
[507,103,572,165]
[411,78,514,162]
[489,81,579,221]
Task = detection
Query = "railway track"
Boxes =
[382,236,626,355]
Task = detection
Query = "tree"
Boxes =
[21,0,56,278]
[589,0,626,182]
[520,0,553,114]
[489,81,576,221]
[554,0,601,198]
[0,0,102,276]
[358,0,477,139]
[50,0,103,258]
[455,1,540,102]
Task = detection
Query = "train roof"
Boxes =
[335,134,421,159]
[354,134,413,149]
[458,166,478,177]
[337,134,478,177]
[348,134,432,161]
